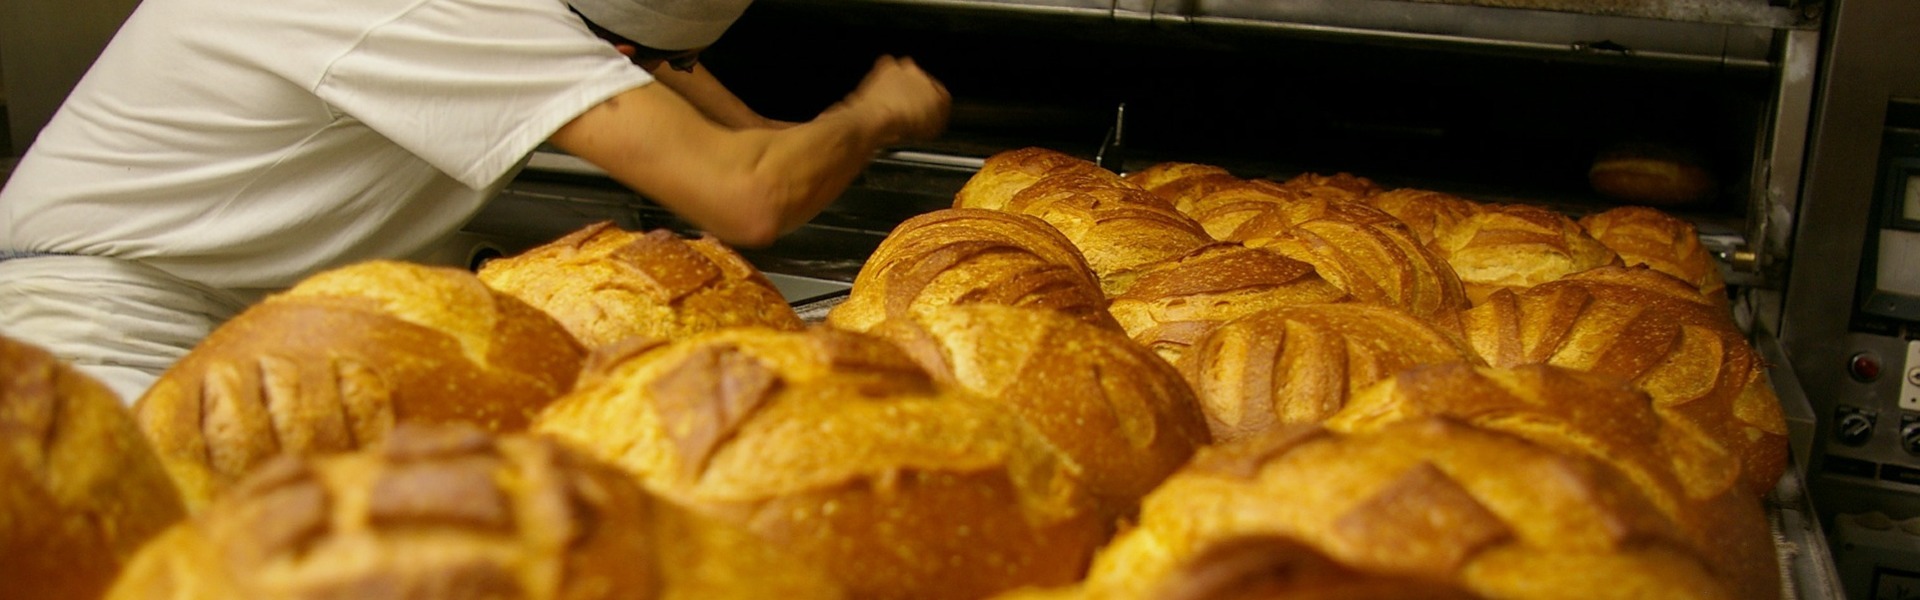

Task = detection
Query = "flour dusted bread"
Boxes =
[1578,206,1727,304]
[534,327,1106,600]
[956,154,1213,296]
[1455,266,1788,496]
[136,260,586,511]
[1178,304,1479,442]
[1427,203,1622,304]
[1078,420,1741,600]
[1109,244,1348,364]
[478,222,802,348]
[1327,364,1778,600]
[1,335,186,600]
[827,208,1115,333]
[868,304,1211,521]
[105,424,845,600]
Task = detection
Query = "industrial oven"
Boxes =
[446,0,1920,597]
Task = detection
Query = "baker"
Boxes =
[0,0,950,403]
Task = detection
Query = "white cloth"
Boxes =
[0,256,250,404]
[566,0,752,50]
[0,0,657,401]
[1,0,654,301]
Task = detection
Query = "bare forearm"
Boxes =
[651,65,785,130]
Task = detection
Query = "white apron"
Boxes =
[0,255,248,405]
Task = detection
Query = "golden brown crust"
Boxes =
[1588,146,1717,206]
[533,327,1106,600]
[1,335,187,600]
[1122,161,1234,195]
[1364,188,1487,244]
[827,208,1116,333]
[1577,206,1728,305]
[1427,204,1622,304]
[1080,419,1739,600]
[478,223,803,348]
[107,425,664,600]
[955,147,1128,211]
[1274,172,1383,203]
[1328,363,1778,600]
[1122,163,1304,241]
[997,171,1214,296]
[135,261,585,511]
[866,305,1212,521]
[1110,244,1349,365]
[1150,535,1484,600]
[1454,266,1788,496]
[1239,203,1471,322]
[1176,304,1480,443]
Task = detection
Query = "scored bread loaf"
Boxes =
[1577,206,1728,305]
[104,423,847,600]
[826,208,1117,334]
[1326,363,1778,600]
[1,335,187,600]
[866,304,1212,522]
[533,328,1107,600]
[1125,163,1303,241]
[1274,172,1383,203]
[1078,419,1742,600]
[1426,203,1622,304]
[1363,188,1487,245]
[478,222,803,348]
[956,147,1131,211]
[1238,202,1471,322]
[973,169,1215,296]
[1177,303,1480,443]
[1109,244,1349,365]
[1453,266,1788,496]
[991,534,1483,600]
[135,260,586,511]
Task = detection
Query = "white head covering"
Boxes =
[566,0,754,51]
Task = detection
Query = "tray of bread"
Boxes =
[1,146,1811,599]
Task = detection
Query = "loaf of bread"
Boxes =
[533,327,1106,600]
[478,222,803,348]
[1327,363,1778,600]
[1577,206,1728,305]
[1108,244,1348,365]
[1125,163,1303,241]
[1274,172,1382,202]
[826,208,1116,334]
[1177,304,1479,443]
[1,335,187,600]
[992,534,1483,600]
[1364,188,1486,244]
[955,147,1131,211]
[1453,266,1788,496]
[104,423,847,600]
[1239,203,1471,322]
[136,260,586,511]
[1078,419,1742,600]
[1589,144,1717,206]
[866,304,1212,522]
[976,169,1215,296]
[1427,203,1622,304]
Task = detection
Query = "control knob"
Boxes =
[1839,412,1875,446]
[1905,421,1920,456]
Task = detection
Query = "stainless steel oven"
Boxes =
[451,1,1920,596]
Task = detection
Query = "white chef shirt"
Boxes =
[0,0,655,402]
[0,0,654,302]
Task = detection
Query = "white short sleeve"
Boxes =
[317,0,653,188]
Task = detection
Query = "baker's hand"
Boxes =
[840,56,950,144]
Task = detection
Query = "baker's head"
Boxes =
[564,0,754,52]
